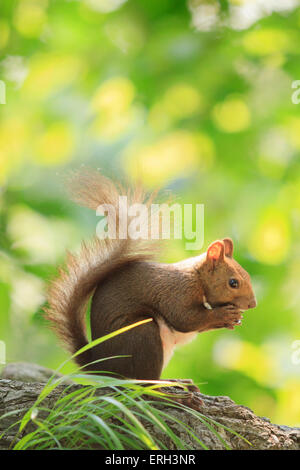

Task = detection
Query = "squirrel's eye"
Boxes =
[229,278,239,289]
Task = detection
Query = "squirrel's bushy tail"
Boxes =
[44,170,160,368]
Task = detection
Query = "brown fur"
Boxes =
[45,170,256,380]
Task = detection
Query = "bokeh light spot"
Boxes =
[212,96,250,133]
[243,28,294,56]
[14,0,48,38]
[34,122,75,165]
[248,208,290,265]
[124,130,214,187]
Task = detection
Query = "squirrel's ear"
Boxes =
[206,240,225,266]
[223,238,234,257]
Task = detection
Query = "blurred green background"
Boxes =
[0,0,300,426]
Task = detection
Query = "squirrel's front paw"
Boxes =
[213,304,243,330]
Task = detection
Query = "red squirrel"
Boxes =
[45,170,257,382]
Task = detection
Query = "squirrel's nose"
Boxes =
[248,297,257,309]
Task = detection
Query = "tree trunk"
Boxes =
[0,363,299,450]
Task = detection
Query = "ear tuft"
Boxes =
[223,238,234,257]
[206,240,225,263]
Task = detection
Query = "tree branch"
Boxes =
[0,363,299,450]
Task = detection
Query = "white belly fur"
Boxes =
[157,318,198,370]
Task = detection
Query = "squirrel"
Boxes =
[45,170,257,384]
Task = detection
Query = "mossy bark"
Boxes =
[0,363,299,450]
